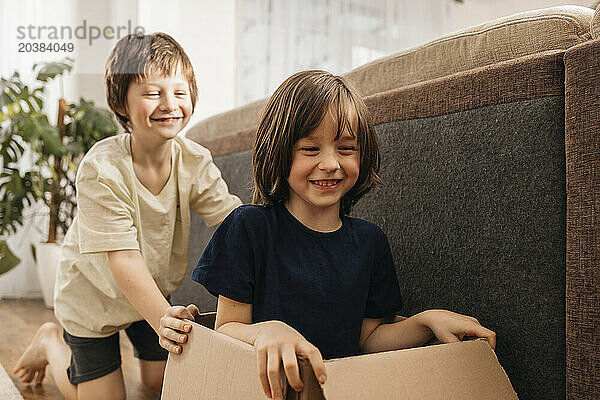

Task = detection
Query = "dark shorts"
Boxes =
[63,319,168,384]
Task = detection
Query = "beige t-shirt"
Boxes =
[54,134,242,337]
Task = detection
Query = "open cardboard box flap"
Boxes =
[314,339,517,399]
[162,314,518,400]
[162,319,263,399]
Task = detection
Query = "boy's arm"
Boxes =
[359,309,496,354]
[214,294,254,341]
[107,250,197,341]
[359,312,433,354]
[215,296,326,400]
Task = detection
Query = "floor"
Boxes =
[0,299,160,400]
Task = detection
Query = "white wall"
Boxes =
[137,0,236,133]
[71,0,237,135]
[0,0,79,124]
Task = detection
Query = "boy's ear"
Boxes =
[113,104,131,131]
[114,104,129,121]
[115,103,128,118]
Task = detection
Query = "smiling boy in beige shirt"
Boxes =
[13,32,241,400]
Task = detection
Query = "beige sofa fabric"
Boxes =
[187,6,593,145]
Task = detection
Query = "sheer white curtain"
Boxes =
[235,0,456,105]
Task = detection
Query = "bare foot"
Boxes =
[12,322,59,384]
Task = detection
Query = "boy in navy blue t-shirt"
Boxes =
[160,70,496,400]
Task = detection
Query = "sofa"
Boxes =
[172,5,600,400]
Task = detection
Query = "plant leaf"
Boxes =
[0,239,21,275]
[35,59,74,82]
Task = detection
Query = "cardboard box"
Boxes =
[162,313,518,399]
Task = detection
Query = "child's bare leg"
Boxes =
[12,322,126,400]
[13,322,77,399]
[139,360,166,392]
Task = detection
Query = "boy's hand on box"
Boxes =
[159,304,199,354]
[253,320,327,400]
[421,309,496,350]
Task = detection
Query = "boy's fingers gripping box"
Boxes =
[161,313,518,400]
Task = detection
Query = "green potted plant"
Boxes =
[0,58,119,306]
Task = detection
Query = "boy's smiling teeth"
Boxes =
[310,179,342,186]
[152,116,182,121]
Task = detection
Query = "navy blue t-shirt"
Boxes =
[192,204,403,359]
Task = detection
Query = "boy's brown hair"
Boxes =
[104,32,198,132]
[252,70,381,215]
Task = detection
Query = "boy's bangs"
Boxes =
[129,34,193,83]
[333,92,360,140]
[136,57,189,82]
